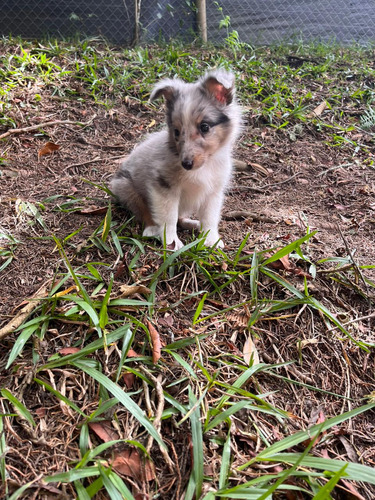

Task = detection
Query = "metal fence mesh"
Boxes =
[0,0,374,46]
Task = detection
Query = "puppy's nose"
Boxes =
[182,159,194,170]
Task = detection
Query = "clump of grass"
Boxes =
[1,36,375,499]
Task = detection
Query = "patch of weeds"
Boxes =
[360,106,375,131]
[0,232,21,273]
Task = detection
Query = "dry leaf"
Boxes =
[0,282,50,340]
[123,372,135,389]
[119,284,152,297]
[38,141,60,160]
[89,421,120,442]
[146,320,162,364]
[127,348,139,358]
[158,315,174,328]
[122,348,139,389]
[59,347,80,355]
[111,448,155,481]
[268,251,313,279]
[311,101,327,117]
[299,338,319,349]
[79,206,108,215]
[249,162,270,176]
[147,119,156,129]
[243,335,260,366]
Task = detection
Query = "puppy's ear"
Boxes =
[202,71,235,105]
[150,79,179,103]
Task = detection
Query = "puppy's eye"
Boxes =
[174,129,180,138]
[199,122,210,134]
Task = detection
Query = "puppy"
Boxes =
[110,69,241,249]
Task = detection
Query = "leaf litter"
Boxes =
[0,39,374,499]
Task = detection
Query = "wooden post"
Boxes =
[196,0,207,43]
[133,0,141,46]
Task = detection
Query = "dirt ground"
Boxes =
[1,70,375,498]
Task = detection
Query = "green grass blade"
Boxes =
[188,386,204,499]
[6,324,39,368]
[219,427,232,491]
[101,203,112,243]
[99,274,113,329]
[53,235,92,305]
[7,480,37,500]
[239,402,375,469]
[150,238,204,285]
[45,466,100,482]
[312,464,348,499]
[1,389,36,427]
[262,232,317,266]
[193,292,208,324]
[0,416,6,494]
[33,378,87,417]
[74,480,91,500]
[39,324,130,370]
[205,400,262,433]
[270,453,375,485]
[72,360,166,450]
[108,470,137,500]
[98,464,123,500]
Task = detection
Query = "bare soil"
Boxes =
[0,73,375,499]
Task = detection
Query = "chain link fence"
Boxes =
[0,0,374,46]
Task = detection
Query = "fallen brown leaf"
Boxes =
[89,421,120,442]
[59,347,80,355]
[268,251,313,279]
[243,335,260,366]
[146,320,162,364]
[119,284,152,297]
[122,349,140,389]
[79,206,108,215]
[111,448,155,481]
[311,101,327,117]
[38,141,60,160]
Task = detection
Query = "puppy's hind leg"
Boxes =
[110,174,154,228]
[178,218,201,232]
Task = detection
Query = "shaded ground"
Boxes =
[0,41,374,499]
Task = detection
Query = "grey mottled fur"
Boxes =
[110,69,242,249]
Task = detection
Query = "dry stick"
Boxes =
[140,366,174,472]
[0,116,96,140]
[260,171,302,189]
[335,223,370,299]
[63,156,102,172]
[223,210,276,223]
[326,311,375,333]
[0,282,50,340]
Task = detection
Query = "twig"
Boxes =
[0,116,96,140]
[335,223,370,298]
[0,282,50,340]
[318,263,355,274]
[140,366,174,472]
[223,210,276,223]
[63,156,102,172]
[260,171,302,189]
[326,311,375,332]
[229,185,265,194]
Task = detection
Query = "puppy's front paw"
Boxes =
[143,225,160,238]
[205,234,224,248]
[167,238,184,251]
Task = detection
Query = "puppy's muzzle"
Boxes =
[182,159,194,170]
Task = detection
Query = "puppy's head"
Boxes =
[150,70,238,170]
